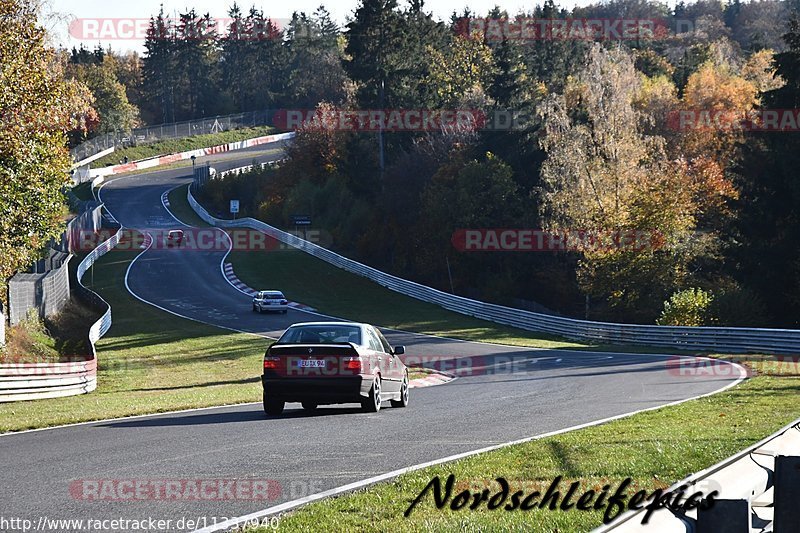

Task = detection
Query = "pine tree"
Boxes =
[731,16,800,326]
[142,7,175,122]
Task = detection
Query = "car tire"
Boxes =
[302,402,318,411]
[390,373,409,408]
[361,376,382,413]
[263,395,284,416]
[282,310,287,314]
[252,304,258,313]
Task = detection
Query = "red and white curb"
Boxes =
[88,132,295,179]
[222,262,316,311]
[408,371,455,389]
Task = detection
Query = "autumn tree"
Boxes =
[538,45,707,320]
[425,32,493,107]
[679,60,759,164]
[68,62,139,134]
[0,0,90,299]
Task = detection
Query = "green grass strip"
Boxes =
[249,373,798,532]
[93,126,275,167]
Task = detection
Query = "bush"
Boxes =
[656,288,714,326]
[2,311,61,363]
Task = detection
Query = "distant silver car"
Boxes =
[253,290,289,314]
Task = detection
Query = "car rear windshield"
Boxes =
[263,292,285,299]
[277,325,361,345]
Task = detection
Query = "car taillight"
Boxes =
[343,357,361,371]
[280,300,288,305]
[263,357,280,369]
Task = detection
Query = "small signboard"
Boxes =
[291,215,312,226]
[230,200,240,214]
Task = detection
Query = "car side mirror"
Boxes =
[392,346,405,355]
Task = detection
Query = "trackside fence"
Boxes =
[71,110,276,163]
[0,224,123,402]
[187,188,800,355]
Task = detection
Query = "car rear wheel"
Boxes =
[391,373,409,408]
[361,376,382,413]
[263,395,284,416]
[301,402,318,411]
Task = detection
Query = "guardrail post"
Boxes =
[696,499,750,533]
[773,455,800,532]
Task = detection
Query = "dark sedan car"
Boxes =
[261,321,408,415]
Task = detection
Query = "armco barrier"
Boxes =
[216,158,287,179]
[0,225,122,402]
[188,188,800,354]
[595,416,800,532]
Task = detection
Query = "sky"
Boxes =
[47,0,601,53]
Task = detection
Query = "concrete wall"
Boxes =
[7,203,103,327]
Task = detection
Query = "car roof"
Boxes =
[288,321,366,328]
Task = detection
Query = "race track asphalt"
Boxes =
[0,142,744,532]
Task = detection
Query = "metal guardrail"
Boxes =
[595,417,800,532]
[77,226,121,349]
[187,188,800,355]
[216,158,286,179]
[0,223,122,402]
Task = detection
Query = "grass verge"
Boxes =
[94,126,275,167]
[0,233,267,433]
[251,370,799,532]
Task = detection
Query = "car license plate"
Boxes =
[298,360,326,368]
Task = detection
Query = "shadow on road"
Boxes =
[99,404,370,428]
